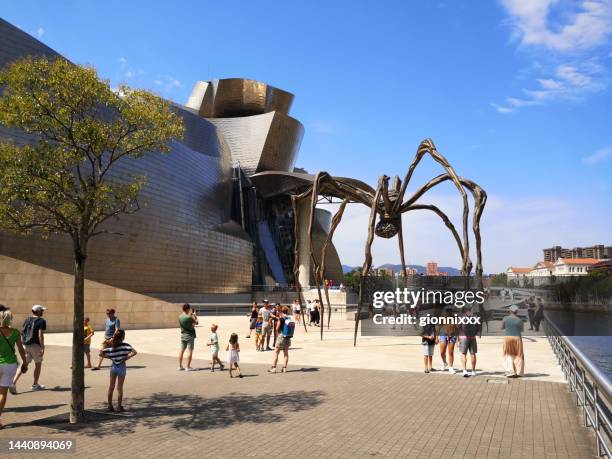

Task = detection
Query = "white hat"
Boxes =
[509,305,519,312]
[32,304,47,312]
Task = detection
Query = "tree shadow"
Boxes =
[4,403,66,413]
[20,390,326,437]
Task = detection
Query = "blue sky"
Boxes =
[2,0,611,273]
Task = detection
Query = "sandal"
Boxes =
[107,404,115,412]
[117,406,125,412]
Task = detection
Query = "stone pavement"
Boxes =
[0,346,595,458]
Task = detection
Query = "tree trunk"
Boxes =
[70,251,86,424]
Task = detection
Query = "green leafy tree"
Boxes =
[344,268,361,292]
[0,57,184,423]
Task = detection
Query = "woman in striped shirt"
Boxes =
[100,329,137,412]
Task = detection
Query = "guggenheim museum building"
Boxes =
[0,18,345,324]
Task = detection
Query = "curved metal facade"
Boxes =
[0,19,252,295]
[0,18,345,294]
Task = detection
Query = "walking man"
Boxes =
[93,309,120,370]
[10,304,47,393]
[178,304,198,371]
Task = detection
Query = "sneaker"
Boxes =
[470,370,477,377]
[266,347,272,351]
[268,367,277,374]
[281,367,287,373]
[440,363,448,371]
[31,384,45,391]
[107,404,115,412]
[448,367,456,374]
[210,368,214,373]
[8,384,17,395]
[463,370,469,378]
[91,367,100,371]
[424,369,430,374]
[220,365,225,371]
[117,405,125,413]
[177,367,184,371]
[185,367,196,372]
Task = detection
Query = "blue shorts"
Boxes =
[439,335,457,344]
[110,363,126,377]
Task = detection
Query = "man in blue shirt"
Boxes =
[92,309,120,370]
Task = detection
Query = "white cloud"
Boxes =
[493,62,604,113]
[582,145,612,164]
[125,70,133,78]
[36,27,44,38]
[556,64,593,86]
[501,0,612,51]
[119,57,127,64]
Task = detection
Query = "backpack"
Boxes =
[282,317,295,338]
[22,317,37,345]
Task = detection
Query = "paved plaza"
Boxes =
[0,316,597,458]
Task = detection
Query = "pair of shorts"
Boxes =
[261,324,271,338]
[110,363,126,377]
[0,363,18,387]
[459,337,478,354]
[25,344,43,364]
[439,335,457,344]
[422,343,435,356]
[180,338,195,350]
[276,336,291,350]
[83,343,91,354]
[249,318,257,329]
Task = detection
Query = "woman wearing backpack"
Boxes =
[268,306,295,374]
[0,307,28,429]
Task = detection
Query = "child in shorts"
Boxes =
[207,324,224,372]
[254,315,263,351]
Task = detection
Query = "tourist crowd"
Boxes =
[0,296,531,428]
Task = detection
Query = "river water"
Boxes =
[546,310,612,383]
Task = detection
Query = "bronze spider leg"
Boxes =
[307,172,328,340]
[320,197,349,329]
[394,139,471,275]
[397,218,407,277]
[401,174,488,281]
[354,177,384,346]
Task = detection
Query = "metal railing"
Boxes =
[545,314,611,457]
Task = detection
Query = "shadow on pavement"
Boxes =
[5,403,66,413]
[16,390,326,436]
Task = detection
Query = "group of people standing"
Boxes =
[420,304,526,378]
[177,300,297,378]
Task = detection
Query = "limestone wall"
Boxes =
[0,255,180,332]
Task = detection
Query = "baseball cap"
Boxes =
[509,305,519,312]
[32,304,47,312]
[263,299,269,303]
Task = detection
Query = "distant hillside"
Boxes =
[342,264,461,276]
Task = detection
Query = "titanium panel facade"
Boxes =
[0,19,252,295]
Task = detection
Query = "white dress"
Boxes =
[227,345,239,365]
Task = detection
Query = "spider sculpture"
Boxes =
[290,138,487,344]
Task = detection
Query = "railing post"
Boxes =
[593,383,600,457]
